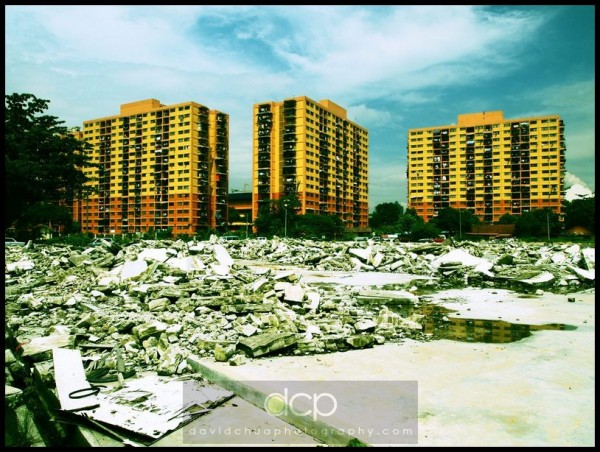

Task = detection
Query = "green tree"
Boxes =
[404,208,419,217]
[410,222,441,241]
[370,202,403,228]
[563,196,595,231]
[254,193,302,237]
[515,208,561,238]
[498,213,519,224]
[396,213,421,235]
[23,201,73,231]
[430,207,479,236]
[254,203,280,237]
[5,93,93,234]
[295,214,344,240]
[277,193,301,237]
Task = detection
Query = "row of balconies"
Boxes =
[257,115,272,123]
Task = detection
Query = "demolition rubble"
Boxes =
[5,237,595,369]
[4,236,595,445]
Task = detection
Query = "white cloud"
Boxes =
[564,172,592,191]
[256,6,545,100]
[6,6,248,73]
[5,5,553,120]
[347,104,396,128]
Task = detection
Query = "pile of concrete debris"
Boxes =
[5,237,594,374]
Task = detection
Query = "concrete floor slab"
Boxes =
[152,396,323,447]
[188,288,595,447]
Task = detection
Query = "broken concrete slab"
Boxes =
[132,320,168,342]
[237,332,298,358]
[19,334,74,361]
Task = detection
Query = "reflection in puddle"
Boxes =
[391,303,577,343]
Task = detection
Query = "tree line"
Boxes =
[369,198,594,240]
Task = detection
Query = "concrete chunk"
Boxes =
[214,343,237,362]
[132,320,168,341]
[284,284,305,303]
[237,331,298,357]
[214,244,234,267]
[346,334,375,349]
[120,259,148,280]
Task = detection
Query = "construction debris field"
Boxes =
[4,236,595,446]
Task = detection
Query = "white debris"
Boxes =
[551,252,568,265]
[210,263,230,276]
[349,247,371,262]
[284,284,305,303]
[250,277,269,292]
[166,256,205,272]
[431,248,492,270]
[239,324,257,337]
[119,259,148,280]
[371,252,384,268]
[306,291,320,312]
[567,266,595,280]
[520,271,555,284]
[582,247,595,270]
[6,260,35,272]
[138,248,170,262]
[355,319,377,331]
[213,244,234,267]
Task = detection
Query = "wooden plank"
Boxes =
[52,348,99,412]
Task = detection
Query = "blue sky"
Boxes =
[5,5,595,210]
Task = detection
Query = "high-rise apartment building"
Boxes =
[73,99,229,236]
[407,111,565,223]
[252,96,369,230]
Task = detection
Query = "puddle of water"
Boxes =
[389,303,577,343]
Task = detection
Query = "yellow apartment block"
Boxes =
[252,96,369,230]
[73,99,229,236]
[407,111,565,223]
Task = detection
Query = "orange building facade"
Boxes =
[407,111,565,223]
[252,96,369,231]
[73,99,229,236]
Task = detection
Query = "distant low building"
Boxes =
[228,191,252,233]
[565,225,592,237]
[467,224,515,238]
